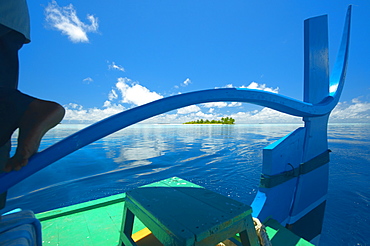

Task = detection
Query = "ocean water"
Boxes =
[4,123,370,246]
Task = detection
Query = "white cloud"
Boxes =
[182,78,191,87]
[45,0,99,43]
[174,78,192,90]
[63,103,125,123]
[61,74,370,124]
[195,111,214,118]
[83,77,93,84]
[177,105,201,114]
[108,62,125,72]
[227,97,370,124]
[202,101,241,108]
[241,82,279,93]
[63,76,166,123]
[103,101,110,108]
[62,96,370,124]
[230,107,300,124]
[135,109,295,124]
[108,89,118,101]
[228,102,242,107]
[219,82,279,93]
[329,84,338,94]
[112,77,163,106]
[67,103,83,110]
[202,102,228,108]
[330,98,370,122]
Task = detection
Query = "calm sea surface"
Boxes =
[4,123,370,246]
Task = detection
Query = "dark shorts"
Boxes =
[0,24,26,89]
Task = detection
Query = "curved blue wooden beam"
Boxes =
[329,5,352,101]
[0,6,351,194]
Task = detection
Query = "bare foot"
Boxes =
[4,99,65,172]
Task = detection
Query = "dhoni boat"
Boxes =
[0,6,352,246]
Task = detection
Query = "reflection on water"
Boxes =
[4,123,370,246]
[6,123,301,211]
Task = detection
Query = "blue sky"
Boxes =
[18,0,370,124]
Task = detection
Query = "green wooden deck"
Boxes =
[36,193,144,245]
[36,177,313,246]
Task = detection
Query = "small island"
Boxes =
[184,117,235,125]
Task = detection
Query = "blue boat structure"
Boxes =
[0,6,352,246]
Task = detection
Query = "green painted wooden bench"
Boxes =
[119,177,259,246]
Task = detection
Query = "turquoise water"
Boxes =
[5,123,370,245]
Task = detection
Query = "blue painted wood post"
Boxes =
[302,14,330,160]
[286,15,330,242]
[251,6,351,245]
[252,127,306,224]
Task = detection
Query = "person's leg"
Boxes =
[0,25,29,149]
[0,26,65,172]
[0,141,10,210]
[0,25,26,208]
[5,98,65,172]
[0,26,65,180]
[0,25,30,153]
[0,89,35,147]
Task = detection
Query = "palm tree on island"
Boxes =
[183,117,235,124]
